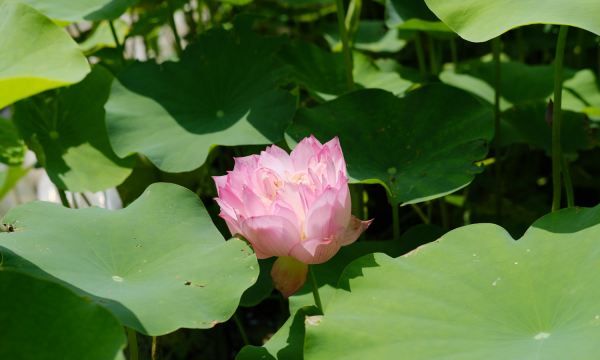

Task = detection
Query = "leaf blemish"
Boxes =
[1,223,15,232]
[184,281,205,288]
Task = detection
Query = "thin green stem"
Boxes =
[551,26,569,212]
[391,202,400,240]
[167,0,183,56]
[233,312,250,346]
[410,204,430,224]
[450,37,458,69]
[562,156,575,208]
[415,33,427,76]
[492,36,502,221]
[126,328,139,360]
[440,198,449,230]
[108,20,125,64]
[335,0,354,90]
[309,266,324,314]
[427,35,438,74]
[151,336,158,360]
[57,189,70,208]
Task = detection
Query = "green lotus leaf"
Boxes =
[0,182,259,336]
[0,271,125,360]
[424,0,600,42]
[0,0,90,109]
[19,0,137,21]
[304,207,600,359]
[287,84,493,205]
[13,66,134,192]
[105,28,296,172]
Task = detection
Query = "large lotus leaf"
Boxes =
[304,207,600,359]
[287,85,493,205]
[13,66,134,192]
[0,271,125,360]
[0,118,25,166]
[424,0,600,43]
[19,0,136,21]
[0,182,259,336]
[105,29,295,172]
[0,1,90,109]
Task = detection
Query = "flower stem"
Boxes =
[492,36,502,221]
[551,26,569,212]
[167,0,183,56]
[335,0,353,90]
[151,336,158,360]
[233,312,250,346]
[309,265,324,314]
[126,328,139,360]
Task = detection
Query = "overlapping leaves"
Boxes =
[303,206,600,359]
[0,183,259,335]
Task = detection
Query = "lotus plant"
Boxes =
[213,136,372,297]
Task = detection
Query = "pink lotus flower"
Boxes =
[213,136,371,296]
